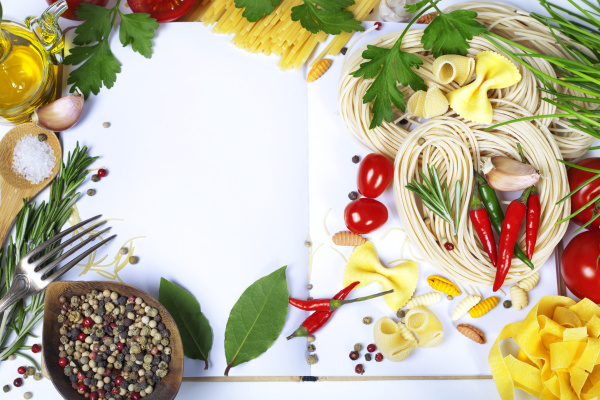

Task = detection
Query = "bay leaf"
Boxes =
[224,266,289,376]
[159,278,213,370]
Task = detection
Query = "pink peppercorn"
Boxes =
[374,22,382,30]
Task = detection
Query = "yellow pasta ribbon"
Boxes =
[343,242,418,310]
[373,317,418,362]
[489,296,600,400]
[447,51,521,124]
[432,55,475,85]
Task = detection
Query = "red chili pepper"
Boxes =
[286,282,359,339]
[288,289,393,311]
[526,186,540,260]
[493,188,532,291]
[289,281,359,310]
[468,183,498,267]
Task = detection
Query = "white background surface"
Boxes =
[1,0,598,398]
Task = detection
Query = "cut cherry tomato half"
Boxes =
[344,198,388,234]
[126,0,196,22]
[357,153,394,198]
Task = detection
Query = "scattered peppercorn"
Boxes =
[374,21,382,30]
[31,344,41,353]
[503,300,512,309]
[349,351,359,360]
[348,191,359,200]
[38,133,47,142]
[307,354,318,365]
[13,378,22,387]
[307,344,316,352]
[307,284,313,290]
[18,366,26,375]
[375,352,383,362]
[365,353,372,361]
[417,138,426,145]
[340,47,348,55]
[354,343,362,352]
[24,392,32,399]
[352,155,360,164]
[7,354,16,361]
[91,174,100,182]
[444,242,455,251]
[87,189,96,196]
[26,367,35,376]
[102,122,110,128]
[119,247,128,255]
[97,168,108,177]
[129,256,139,264]
[362,317,372,325]
[33,373,42,381]
[447,295,453,301]
[305,240,312,247]
[3,385,10,392]
[355,364,364,375]
[307,335,315,343]
[398,119,408,126]
[367,344,376,352]
[396,310,405,319]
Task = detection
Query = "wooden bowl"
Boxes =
[43,281,183,400]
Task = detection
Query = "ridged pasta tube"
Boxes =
[432,55,475,85]
[404,306,444,347]
[451,295,481,321]
[469,296,499,318]
[373,317,418,362]
[517,272,540,292]
[405,292,442,309]
[510,286,529,311]
[427,275,460,296]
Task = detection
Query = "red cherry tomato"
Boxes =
[357,153,394,198]
[126,0,196,22]
[568,157,600,230]
[46,0,110,21]
[561,230,600,303]
[344,198,388,234]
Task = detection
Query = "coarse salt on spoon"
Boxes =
[0,123,61,245]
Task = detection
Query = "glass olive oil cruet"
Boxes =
[0,0,67,124]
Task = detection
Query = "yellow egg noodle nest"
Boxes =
[343,242,418,311]
[393,116,569,287]
[489,296,600,400]
[338,6,594,161]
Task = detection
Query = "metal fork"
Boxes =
[0,215,116,314]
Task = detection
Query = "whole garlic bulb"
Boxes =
[379,0,420,22]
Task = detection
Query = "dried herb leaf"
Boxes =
[224,266,289,376]
[159,278,213,370]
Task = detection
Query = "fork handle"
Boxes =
[0,275,30,314]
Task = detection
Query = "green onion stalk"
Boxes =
[481,0,600,226]
[0,143,96,367]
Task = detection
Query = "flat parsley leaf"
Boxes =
[422,10,487,57]
[291,0,364,35]
[351,45,426,128]
[64,1,158,98]
[119,13,159,58]
[235,0,283,22]
[65,41,121,97]
[405,0,431,14]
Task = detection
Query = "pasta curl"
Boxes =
[405,292,442,309]
[404,306,444,348]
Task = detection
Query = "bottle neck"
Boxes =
[0,1,8,63]
[25,0,68,64]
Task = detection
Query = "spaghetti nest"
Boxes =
[338,3,595,161]
[393,114,569,287]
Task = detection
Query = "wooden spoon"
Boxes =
[0,123,61,245]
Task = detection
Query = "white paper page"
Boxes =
[56,23,311,377]
[307,22,561,379]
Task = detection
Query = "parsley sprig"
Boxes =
[234,0,283,22]
[64,0,159,98]
[352,0,486,129]
[291,0,364,35]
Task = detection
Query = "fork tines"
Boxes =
[24,215,117,283]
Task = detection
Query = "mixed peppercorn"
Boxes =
[57,290,171,400]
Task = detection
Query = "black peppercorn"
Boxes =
[117,296,127,305]
[86,371,93,378]
[83,378,91,385]
[348,191,359,200]
[154,315,162,323]
[351,155,360,163]
[123,319,133,327]
[161,354,170,362]
[136,353,144,362]
[120,380,128,389]
[153,375,161,383]
[340,47,348,55]
[70,375,77,383]
[123,365,132,372]
[118,325,126,332]
[116,354,124,362]
[140,381,148,389]
[119,331,127,339]
[365,353,372,361]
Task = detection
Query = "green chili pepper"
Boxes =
[475,173,534,270]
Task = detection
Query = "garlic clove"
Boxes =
[31,94,84,131]
[379,0,419,22]
[482,156,540,192]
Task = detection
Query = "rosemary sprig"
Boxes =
[0,143,96,361]
[405,164,462,235]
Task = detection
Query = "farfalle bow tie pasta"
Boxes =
[447,51,522,124]
[489,296,600,400]
[343,242,418,310]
